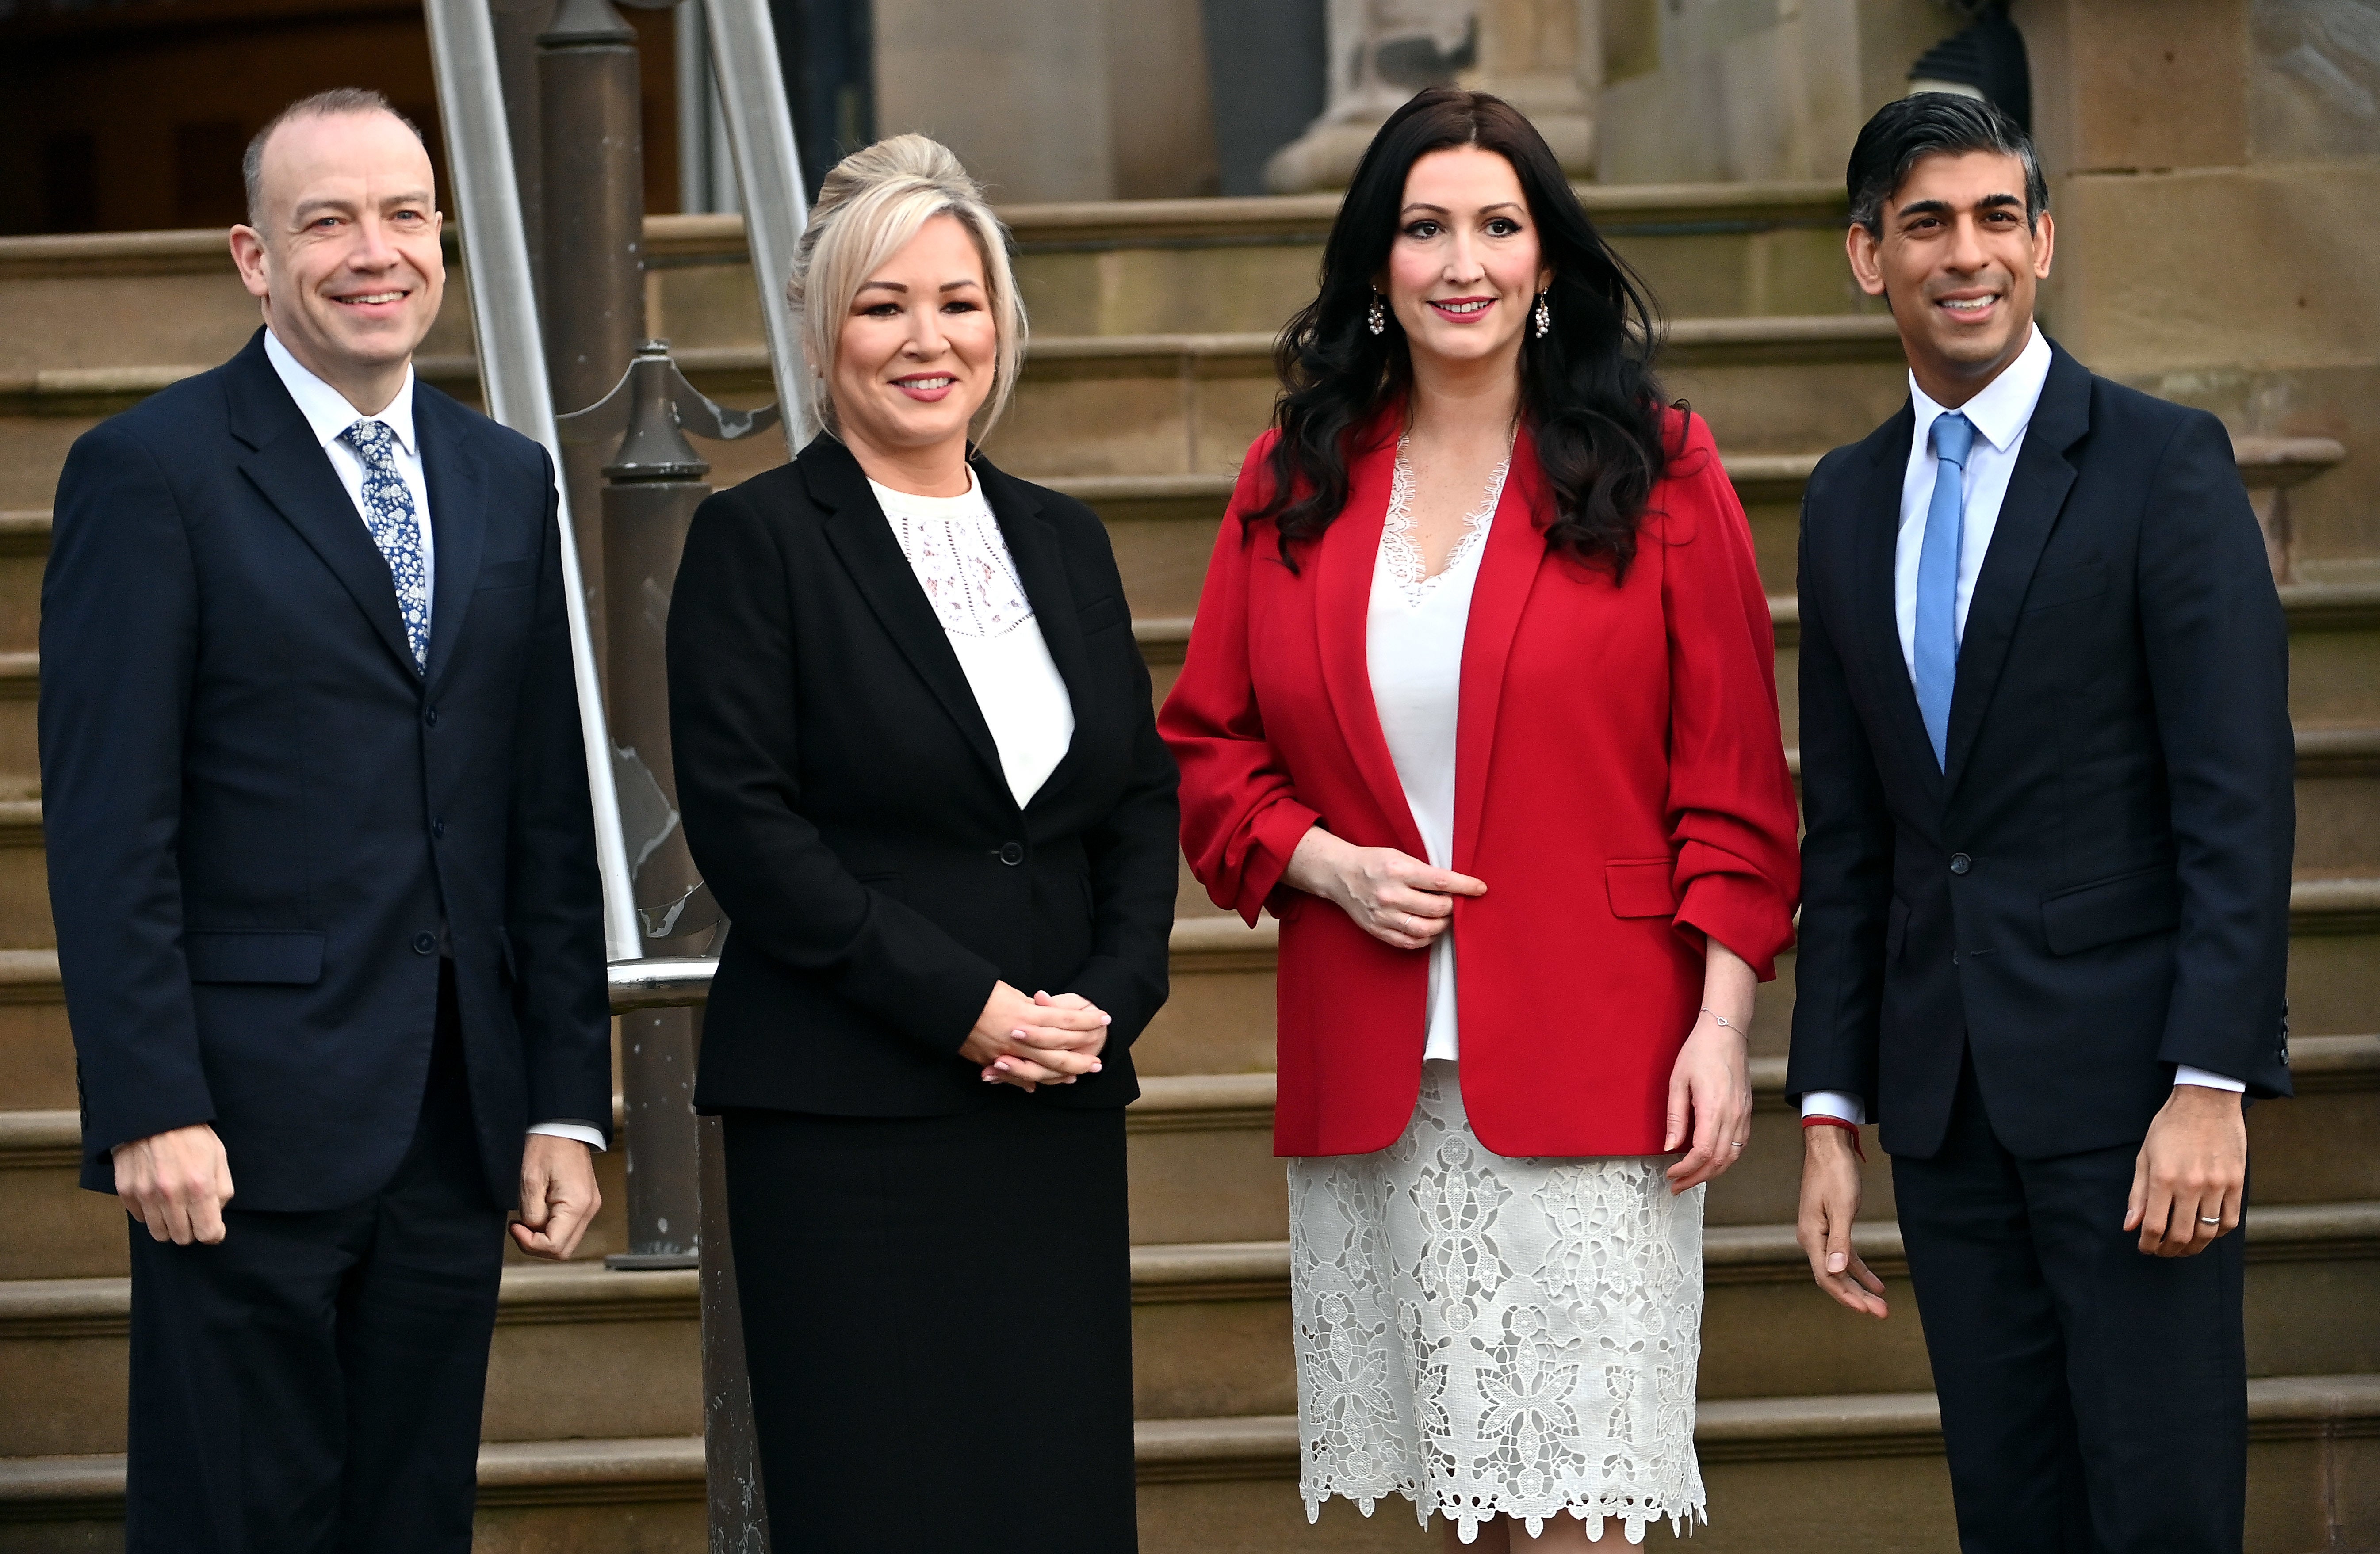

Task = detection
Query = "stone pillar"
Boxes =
[1263,0,1480,192]
[1264,0,1600,191]
[1461,0,1598,174]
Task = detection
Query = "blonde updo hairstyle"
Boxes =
[787,134,1026,444]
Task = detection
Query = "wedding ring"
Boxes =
[2198,1215,2223,1225]
[1729,1141,1745,1149]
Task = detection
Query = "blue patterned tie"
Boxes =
[1914,411,1973,769]
[341,420,431,671]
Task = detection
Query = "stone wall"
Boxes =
[2020,0,2380,581]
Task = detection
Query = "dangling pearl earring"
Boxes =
[1533,290,1551,339]
[1368,291,1387,336]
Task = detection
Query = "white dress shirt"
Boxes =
[870,471,1076,808]
[264,331,606,1154]
[1366,441,1509,1064]
[264,329,436,614]
[1801,327,2240,1126]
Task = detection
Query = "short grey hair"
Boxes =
[787,134,1027,444]
[243,88,428,229]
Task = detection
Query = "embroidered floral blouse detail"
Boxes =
[879,499,1035,639]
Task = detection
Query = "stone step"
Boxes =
[15,1205,2372,1459]
[1133,1374,2380,1554]
[0,879,2372,1126]
[1071,437,2348,611]
[1142,879,2380,1081]
[10,1038,2374,1283]
[0,185,1863,382]
[0,317,1920,513]
[6,1373,2375,1553]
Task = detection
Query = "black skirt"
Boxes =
[722,1094,1139,1552]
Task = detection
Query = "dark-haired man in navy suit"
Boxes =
[1787,95,2293,1553]
[42,88,611,1552]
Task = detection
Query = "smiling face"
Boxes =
[828,213,998,485]
[1848,149,2054,407]
[230,109,444,412]
[1382,145,1550,376]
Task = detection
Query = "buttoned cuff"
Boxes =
[528,1121,607,1151]
[2173,1066,2245,1094]
[1799,1090,1867,1125]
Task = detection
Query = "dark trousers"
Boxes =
[123,968,506,1554]
[1894,1055,2248,1554]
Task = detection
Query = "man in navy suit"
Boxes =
[1787,95,2292,1552]
[42,88,612,1552]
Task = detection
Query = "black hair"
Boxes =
[1847,92,2047,237]
[1248,86,1673,581]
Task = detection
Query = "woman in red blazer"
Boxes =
[1159,90,1798,1548]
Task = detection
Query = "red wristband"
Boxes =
[1802,1114,1867,1162]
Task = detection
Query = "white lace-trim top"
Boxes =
[1366,437,1511,1063]
[870,471,1075,807]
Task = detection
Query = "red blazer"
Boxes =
[1159,410,1800,1158]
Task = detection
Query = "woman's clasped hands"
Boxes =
[962,982,1112,1091]
[1284,826,1486,949]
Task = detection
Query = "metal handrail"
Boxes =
[422,0,644,964]
[606,955,716,1012]
[700,0,811,452]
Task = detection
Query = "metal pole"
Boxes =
[702,0,811,450]
[422,0,643,962]
[539,0,650,685]
[591,345,719,1268]
[559,345,774,1278]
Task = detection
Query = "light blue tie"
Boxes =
[1915,411,1974,769]
[341,420,431,671]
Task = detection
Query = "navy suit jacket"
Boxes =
[42,328,612,1210]
[1787,341,2295,1161]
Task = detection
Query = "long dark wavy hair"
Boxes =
[1251,88,1674,580]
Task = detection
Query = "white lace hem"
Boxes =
[1301,1475,1707,1544]
[1290,1063,1708,1548]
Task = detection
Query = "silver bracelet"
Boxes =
[1700,1006,1743,1032]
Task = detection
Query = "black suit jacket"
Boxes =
[42,329,612,1209]
[1787,341,2295,1161]
[667,436,1180,1116]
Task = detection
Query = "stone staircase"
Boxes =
[0,184,2374,1553]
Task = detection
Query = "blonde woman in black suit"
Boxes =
[666,135,1179,1551]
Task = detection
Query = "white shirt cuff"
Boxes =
[1799,1090,1867,1125]
[527,1121,608,1151]
[2172,1066,2245,1094]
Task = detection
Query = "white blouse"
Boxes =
[870,472,1075,807]
[1366,439,1511,1063]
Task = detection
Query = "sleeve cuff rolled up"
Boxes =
[1674,867,1795,982]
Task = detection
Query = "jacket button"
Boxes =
[433,817,446,839]
[411,932,438,955]
[1950,853,1971,875]
[998,841,1025,866]
[424,708,439,727]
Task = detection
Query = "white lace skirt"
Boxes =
[1289,1061,1707,1545]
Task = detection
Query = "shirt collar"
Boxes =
[263,328,419,458]
[1908,323,2051,456]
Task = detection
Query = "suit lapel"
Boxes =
[1450,428,1548,873]
[1942,346,2089,794]
[1314,433,1430,859]
[416,386,488,693]
[225,335,420,680]
[1852,403,1943,804]
[978,456,1089,806]
[807,439,1006,790]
